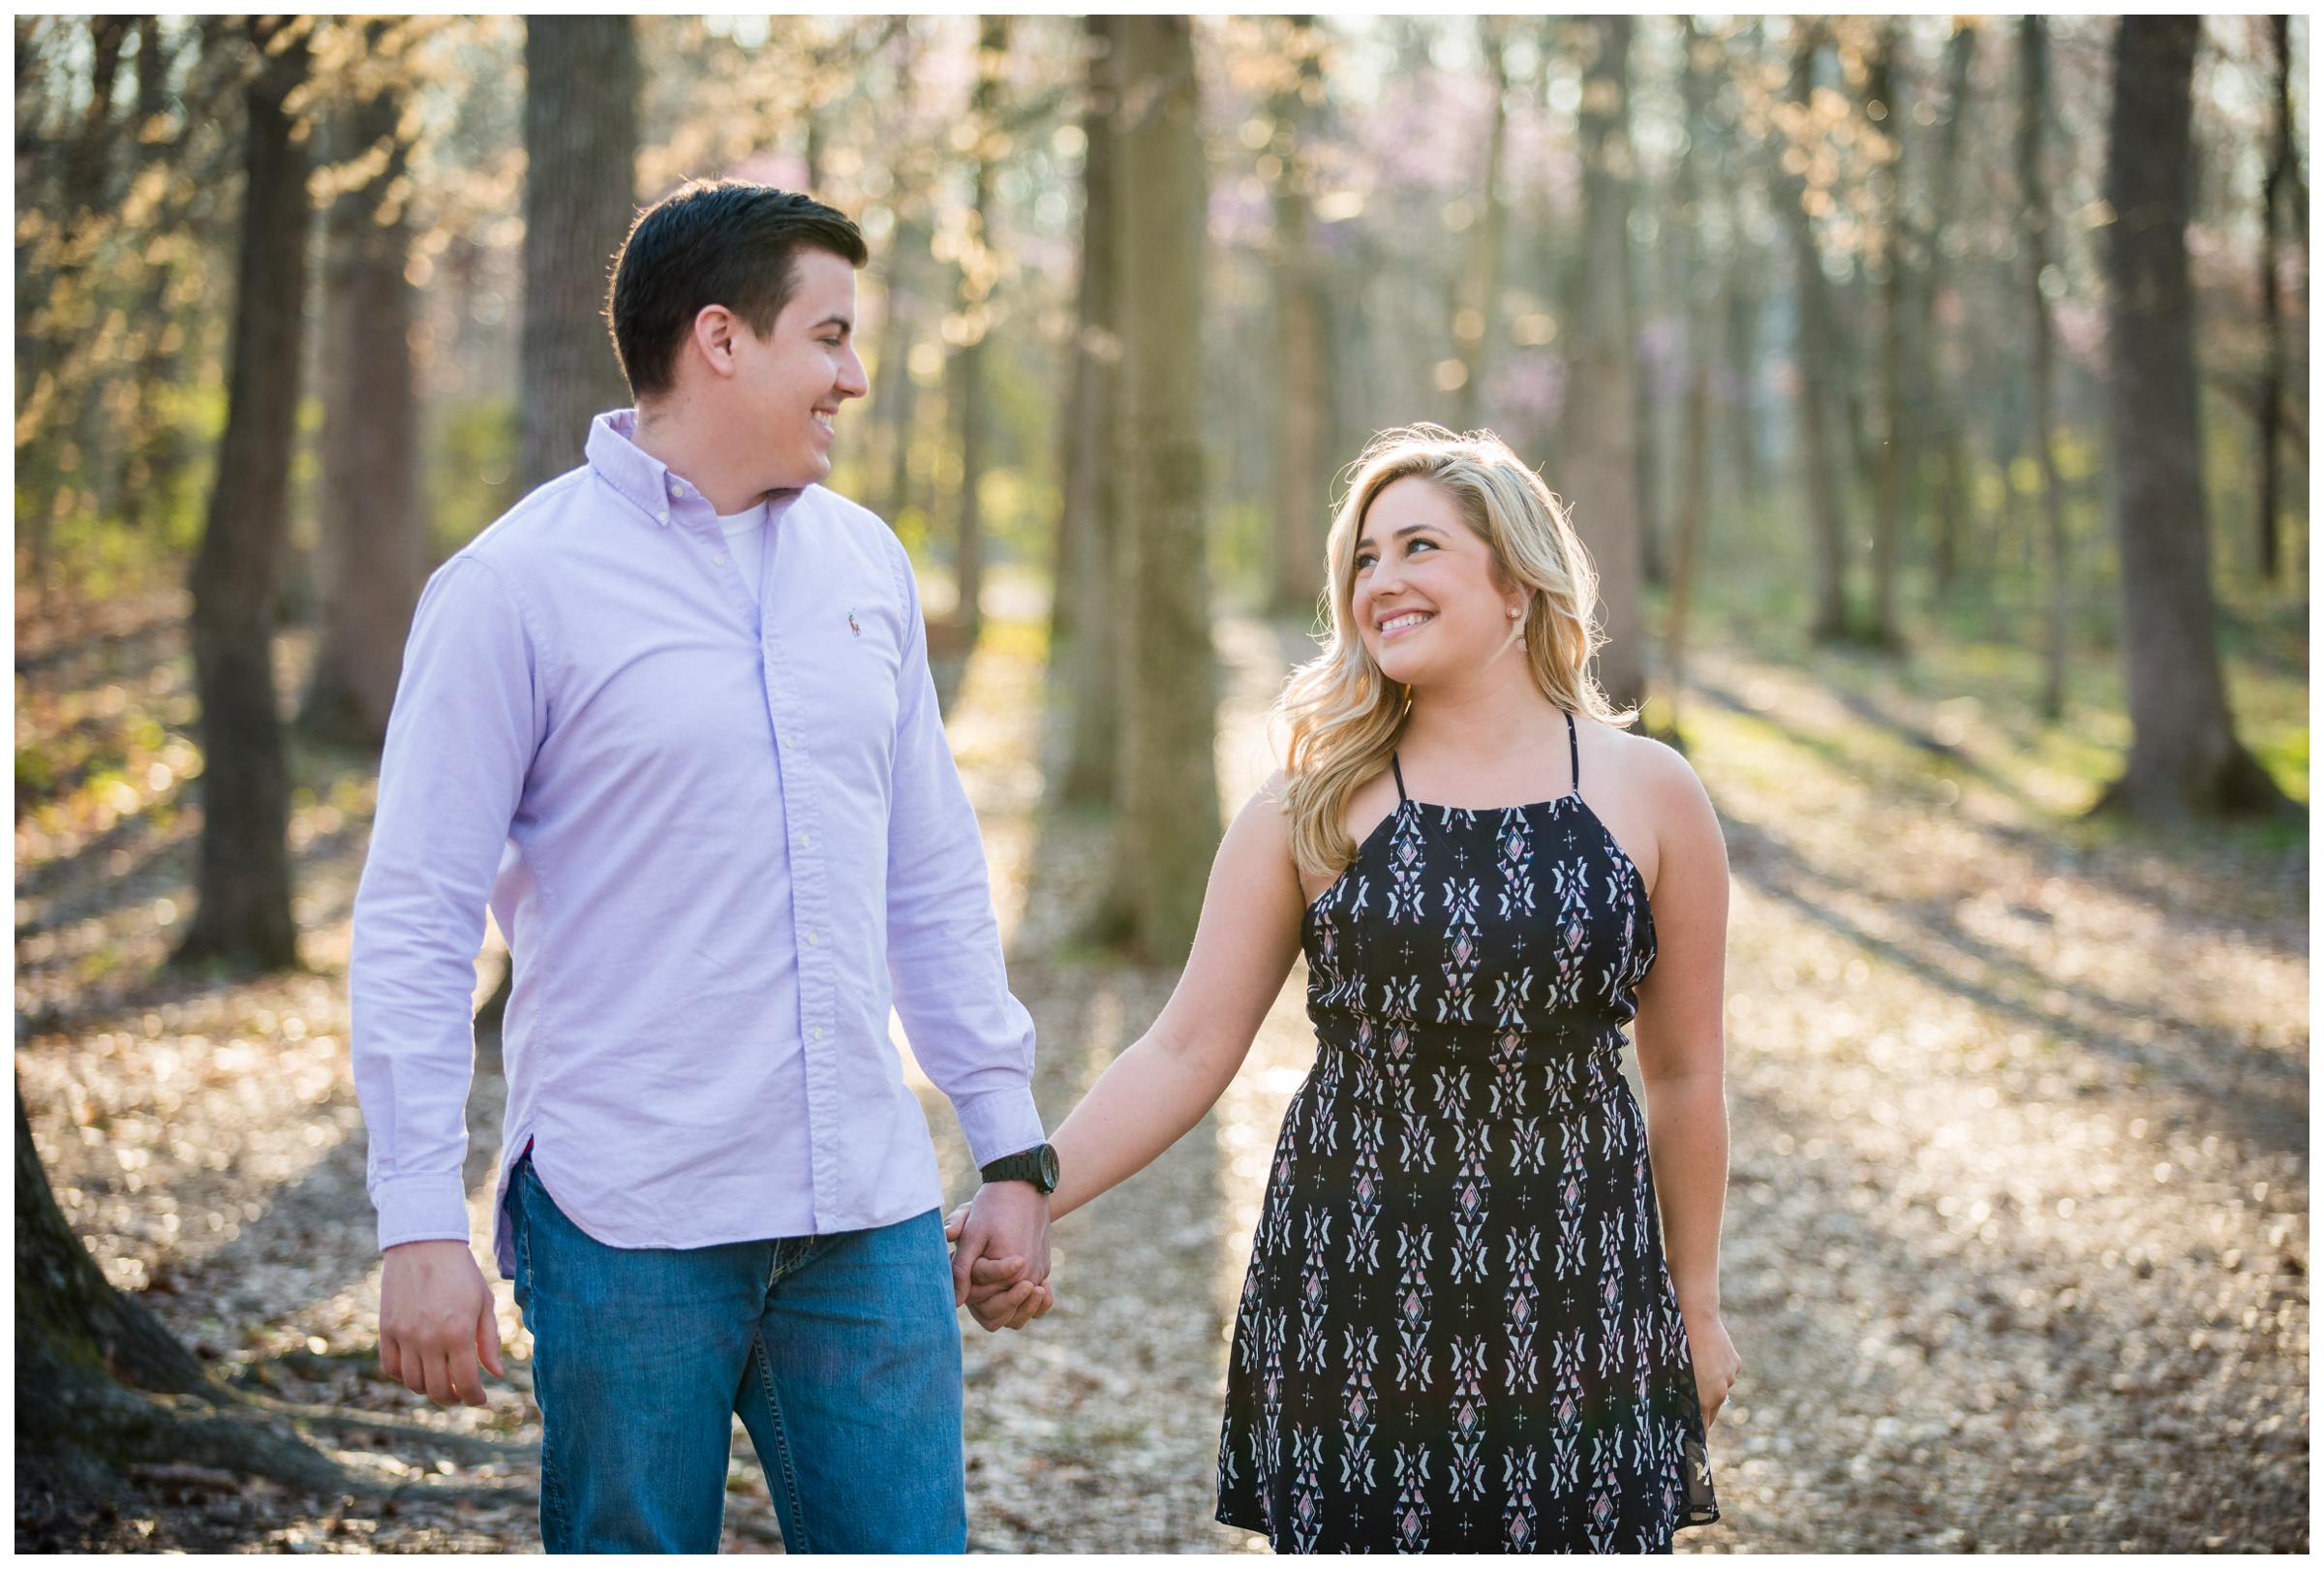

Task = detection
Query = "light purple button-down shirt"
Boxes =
[350,410,1043,1277]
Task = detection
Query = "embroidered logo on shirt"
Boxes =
[847,609,862,636]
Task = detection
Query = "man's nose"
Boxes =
[838,349,870,399]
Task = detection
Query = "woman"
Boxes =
[958,424,1735,1552]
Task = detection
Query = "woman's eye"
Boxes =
[1354,552,1375,570]
[1408,537,1437,554]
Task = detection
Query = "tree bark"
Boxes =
[1664,18,1719,745]
[1774,22,1853,642]
[877,213,929,530]
[16,1074,397,1515]
[947,15,1009,639]
[2020,18,2069,722]
[2094,17,2294,820]
[1057,15,1124,806]
[1452,15,1508,434]
[1921,22,1978,600]
[1562,15,1645,712]
[172,17,310,972]
[519,16,638,498]
[1268,16,1330,617]
[15,1082,207,1400]
[1108,15,1219,959]
[127,15,189,533]
[303,35,426,751]
[1868,25,1908,652]
[2255,14,2299,584]
[1725,262,1762,505]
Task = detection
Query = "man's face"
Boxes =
[729,248,869,490]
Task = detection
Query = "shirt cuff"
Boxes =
[373,1171,475,1253]
[951,1085,1048,1173]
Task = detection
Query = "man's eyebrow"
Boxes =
[814,314,854,334]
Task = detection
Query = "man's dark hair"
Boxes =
[605,180,868,400]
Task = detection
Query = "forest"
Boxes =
[14,15,2309,1553]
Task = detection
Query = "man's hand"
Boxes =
[945,1183,1053,1332]
[379,1238,504,1407]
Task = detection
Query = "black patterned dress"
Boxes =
[1217,711,1721,1553]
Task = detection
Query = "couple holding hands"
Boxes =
[352,180,1731,1554]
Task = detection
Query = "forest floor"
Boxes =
[14,574,2309,1553]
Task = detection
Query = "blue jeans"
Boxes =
[506,1153,966,1553]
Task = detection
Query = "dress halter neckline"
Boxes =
[1388,708,1582,807]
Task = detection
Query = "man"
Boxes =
[350,182,1056,1554]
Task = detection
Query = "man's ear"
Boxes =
[688,304,739,380]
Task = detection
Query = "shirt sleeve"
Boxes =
[349,555,547,1252]
[881,549,1046,1170]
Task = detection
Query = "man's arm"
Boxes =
[879,549,1050,1326]
[351,555,545,1403]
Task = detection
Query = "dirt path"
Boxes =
[15,590,2309,1552]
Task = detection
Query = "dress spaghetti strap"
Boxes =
[1564,709,1581,797]
[1390,753,1409,802]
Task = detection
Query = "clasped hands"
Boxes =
[943,1179,1055,1333]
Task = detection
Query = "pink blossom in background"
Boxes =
[1636,317,1688,401]
[2052,299,2106,371]
[1368,68,1492,194]
[730,152,809,190]
[1486,350,1569,430]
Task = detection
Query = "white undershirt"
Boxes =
[718,500,769,605]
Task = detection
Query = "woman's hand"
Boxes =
[1680,1302,1741,1431]
[943,1203,1053,1331]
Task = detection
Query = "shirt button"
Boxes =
[713,551,727,565]
[805,930,819,947]
[655,508,668,523]
[810,1027,824,1041]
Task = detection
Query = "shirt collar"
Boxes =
[585,409,809,529]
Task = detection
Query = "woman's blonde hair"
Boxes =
[1273,423,1636,879]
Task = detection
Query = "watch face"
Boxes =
[1038,1145,1059,1190]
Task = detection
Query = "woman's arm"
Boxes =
[1046,776,1310,1222]
[1631,743,1732,1316]
[1631,745,1743,1425]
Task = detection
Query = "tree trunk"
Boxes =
[2094,17,2294,821]
[1268,16,1330,617]
[519,17,638,498]
[1057,15,1124,806]
[1775,22,1852,642]
[16,1074,383,1518]
[2021,18,2069,722]
[1562,15,1644,712]
[1868,26,1908,652]
[947,15,1009,640]
[127,15,188,533]
[1664,19,1719,745]
[1725,264,1762,504]
[1108,15,1219,959]
[2256,14,2298,584]
[15,1082,207,1400]
[173,18,310,972]
[303,40,426,750]
[1921,22,1978,600]
[877,211,929,530]
[1452,15,1508,433]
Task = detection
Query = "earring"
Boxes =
[1508,605,1523,619]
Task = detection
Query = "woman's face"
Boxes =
[1348,475,1525,690]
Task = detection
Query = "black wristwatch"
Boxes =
[980,1143,1059,1194]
